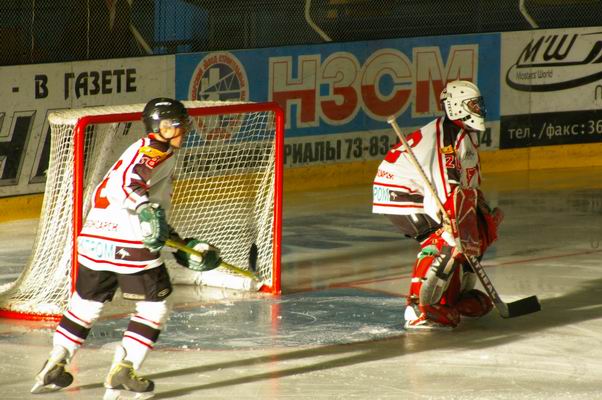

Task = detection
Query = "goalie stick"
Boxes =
[165,239,262,282]
[387,117,540,318]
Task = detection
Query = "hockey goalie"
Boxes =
[373,80,503,330]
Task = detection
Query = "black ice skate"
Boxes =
[31,345,74,394]
[104,346,155,400]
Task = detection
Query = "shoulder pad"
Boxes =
[139,145,169,159]
[440,145,455,154]
[138,145,172,168]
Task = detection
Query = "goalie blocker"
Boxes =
[453,188,540,318]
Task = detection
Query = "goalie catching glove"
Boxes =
[174,238,222,272]
[137,203,169,252]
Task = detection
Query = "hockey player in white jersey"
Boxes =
[32,98,221,399]
[373,80,502,330]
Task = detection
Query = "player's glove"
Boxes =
[174,238,222,272]
[136,203,169,252]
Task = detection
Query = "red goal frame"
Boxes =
[0,101,283,321]
[72,102,284,295]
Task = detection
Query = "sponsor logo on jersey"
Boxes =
[373,186,390,203]
[116,249,131,259]
[83,220,119,232]
[376,169,395,180]
[464,148,476,160]
[78,237,116,260]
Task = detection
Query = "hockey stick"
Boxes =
[387,117,540,318]
[165,239,262,282]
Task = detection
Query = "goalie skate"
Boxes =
[403,304,457,331]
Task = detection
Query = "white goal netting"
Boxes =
[0,100,282,319]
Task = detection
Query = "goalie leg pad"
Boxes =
[407,234,462,307]
[407,249,436,305]
[456,289,493,318]
[460,265,477,293]
[405,232,466,328]
[420,303,460,327]
[419,252,457,306]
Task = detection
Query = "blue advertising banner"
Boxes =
[176,33,500,140]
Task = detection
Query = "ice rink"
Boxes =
[0,167,601,400]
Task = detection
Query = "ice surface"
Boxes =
[0,168,601,399]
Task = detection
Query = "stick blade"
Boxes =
[249,242,258,272]
[500,295,541,318]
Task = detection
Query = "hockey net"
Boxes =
[0,101,283,320]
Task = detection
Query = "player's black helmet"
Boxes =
[142,97,190,134]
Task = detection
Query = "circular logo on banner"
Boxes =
[189,52,249,140]
[190,52,249,102]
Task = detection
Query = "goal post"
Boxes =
[0,100,284,321]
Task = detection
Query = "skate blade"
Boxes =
[31,381,64,394]
[104,388,155,400]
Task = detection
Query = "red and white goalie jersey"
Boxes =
[77,136,176,274]
[373,117,481,222]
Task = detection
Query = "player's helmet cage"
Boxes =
[142,97,191,135]
[440,80,487,132]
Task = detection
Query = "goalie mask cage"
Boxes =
[0,101,284,321]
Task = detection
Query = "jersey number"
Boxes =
[93,178,110,209]
[384,131,423,163]
[93,160,123,209]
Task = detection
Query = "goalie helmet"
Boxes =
[142,97,190,134]
[440,80,486,132]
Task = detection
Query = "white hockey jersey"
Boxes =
[372,117,481,222]
[77,136,176,274]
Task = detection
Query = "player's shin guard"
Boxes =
[53,292,104,359]
[121,300,168,370]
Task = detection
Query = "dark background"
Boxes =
[1,0,600,66]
